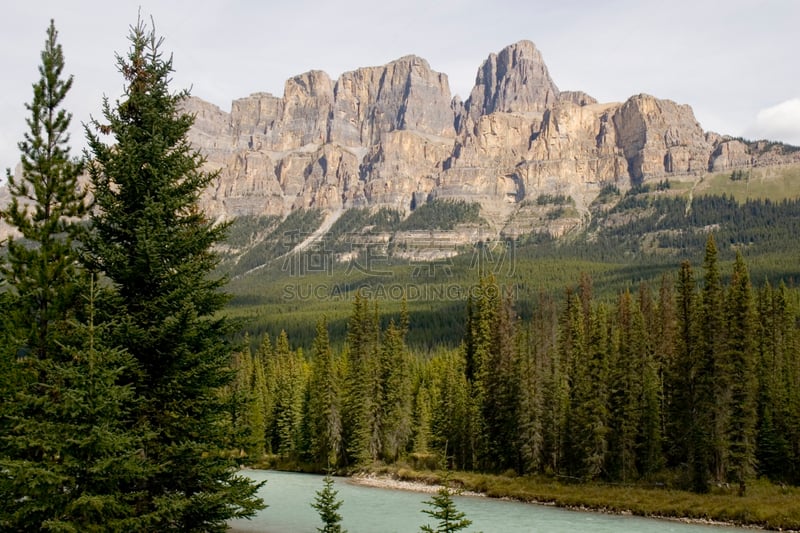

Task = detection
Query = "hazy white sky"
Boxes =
[2,0,798,171]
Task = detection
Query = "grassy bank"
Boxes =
[254,456,800,529]
[356,465,800,531]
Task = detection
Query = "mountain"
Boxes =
[2,40,798,247]
[186,39,800,240]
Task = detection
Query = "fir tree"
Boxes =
[1,19,88,361]
[0,21,139,531]
[699,235,727,483]
[0,279,149,531]
[725,252,757,494]
[306,317,344,467]
[311,474,347,533]
[380,320,413,463]
[83,16,262,530]
[419,471,475,533]
[343,293,382,465]
[271,331,307,458]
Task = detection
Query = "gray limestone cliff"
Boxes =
[176,40,800,234]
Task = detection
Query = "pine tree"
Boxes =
[311,474,347,533]
[343,293,382,465]
[607,289,641,481]
[1,19,88,362]
[83,16,262,530]
[225,344,266,458]
[699,235,727,483]
[380,320,413,463]
[429,350,470,470]
[257,334,278,454]
[482,290,520,472]
[307,317,344,467]
[672,260,711,492]
[0,279,150,531]
[412,381,433,456]
[565,303,609,480]
[272,331,308,458]
[755,282,794,481]
[419,472,474,533]
[725,252,757,494]
[0,21,142,531]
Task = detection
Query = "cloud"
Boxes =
[745,98,800,146]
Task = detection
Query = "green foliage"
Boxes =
[305,317,344,467]
[400,200,484,230]
[0,281,150,532]
[419,472,475,533]
[311,474,347,533]
[221,209,324,277]
[83,16,263,529]
[730,169,749,182]
[0,22,138,531]
[0,19,88,361]
[536,194,574,206]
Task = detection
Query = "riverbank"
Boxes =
[348,471,484,497]
[343,466,800,531]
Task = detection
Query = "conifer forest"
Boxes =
[3,13,800,533]
[228,245,800,496]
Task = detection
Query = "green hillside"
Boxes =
[221,166,800,351]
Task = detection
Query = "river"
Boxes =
[228,470,751,533]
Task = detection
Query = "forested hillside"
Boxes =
[228,237,800,494]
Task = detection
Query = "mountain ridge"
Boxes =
[186,39,800,241]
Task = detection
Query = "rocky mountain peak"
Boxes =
[7,41,795,244]
[464,40,559,122]
[177,40,800,232]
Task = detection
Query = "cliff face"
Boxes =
[185,40,800,233]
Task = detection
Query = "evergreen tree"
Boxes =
[306,317,344,467]
[637,285,664,477]
[755,282,795,481]
[256,334,278,454]
[699,235,727,483]
[657,273,679,467]
[482,291,520,472]
[343,293,382,465]
[673,260,711,492]
[607,289,641,481]
[725,252,757,494]
[412,381,433,456]
[1,19,88,361]
[419,472,475,533]
[430,350,470,470]
[83,17,262,530]
[311,474,347,533]
[546,287,579,474]
[272,331,307,457]
[0,22,142,531]
[380,320,413,463]
[225,344,266,458]
[565,303,609,480]
[0,279,150,531]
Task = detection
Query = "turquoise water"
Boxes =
[228,470,748,533]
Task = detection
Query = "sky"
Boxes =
[2,0,799,172]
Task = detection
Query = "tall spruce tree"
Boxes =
[725,252,757,494]
[343,293,382,465]
[83,16,262,530]
[306,317,344,467]
[0,279,150,531]
[699,235,727,483]
[1,19,87,362]
[0,21,142,531]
